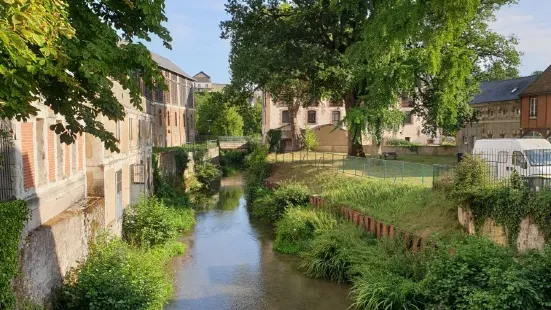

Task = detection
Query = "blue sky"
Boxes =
[145,0,550,84]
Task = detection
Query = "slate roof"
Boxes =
[521,65,551,95]
[471,75,540,104]
[151,53,194,80]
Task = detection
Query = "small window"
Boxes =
[307,110,317,124]
[463,136,468,145]
[512,151,526,168]
[403,111,413,124]
[281,110,290,124]
[332,111,341,124]
[405,137,411,142]
[115,121,120,140]
[128,118,133,140]
[174,112,177,127]
[158,110,162,124]
[489,110,494,117]
[167,113,170,126]
[530,97,538,119]
[497,151,508,163]
[183,114,186,127]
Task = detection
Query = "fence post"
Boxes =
[422,165,425,185]
[354,156,357,176]
[384,160,387,180]
[402,162,405,182]
[342,156,345,173]
[292,151,294,163]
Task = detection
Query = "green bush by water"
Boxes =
[195,161,222,194]
[59,236,182,310]
[123,197,195,248]
[300,223,375,283]
[274,208,337,254]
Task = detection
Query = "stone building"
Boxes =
[147,53,197,146]
[520,65,551,138]
[457,75,539,153]
[261,93,440,152]
[193,71,228,93]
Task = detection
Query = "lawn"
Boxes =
[268,151,454,187]
[267,163,462,238]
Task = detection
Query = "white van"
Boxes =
[472,139,551,180]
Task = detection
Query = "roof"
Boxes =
[150,53,194,80]
[471,75,540,104]
[193,71,212,83]
[521,65,551,95]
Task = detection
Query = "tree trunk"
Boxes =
[288,102,301,151]
[344,90,364,156]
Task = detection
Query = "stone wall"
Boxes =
[457,206,546,252]
[378,145,458,156]
[15,198,105,306]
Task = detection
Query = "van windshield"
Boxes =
[526,149,551,166]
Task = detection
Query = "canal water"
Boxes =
[166,175,350,310]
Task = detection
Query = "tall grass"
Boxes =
[299,223,375,283]
[274,208,337,254]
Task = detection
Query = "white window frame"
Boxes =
[530,97,538,119]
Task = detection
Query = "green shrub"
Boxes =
[385,138,421,146]
[452,155,490,196]
[300,223,375,283]
[271,182,309,213]
[349,238,428,310]
[274,208,337,254]
[123,197,194,248]
[267,129,282,153]
[195,161,221,193]
[59,236,178,310]
[244,145,270,203]
[302,127,318,151]
[422,237,540,309]
[0,200,29,308]
[250,192,280,222]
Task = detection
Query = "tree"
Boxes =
[222,0,520,155]
[532,70,544,76]
[1,0,171,151]
[240,99,262,137]
[195,92,244,136]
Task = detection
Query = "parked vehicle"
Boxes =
[472,139,551,180]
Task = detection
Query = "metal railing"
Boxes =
[271,150,454,188]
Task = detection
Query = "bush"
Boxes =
[195,161,221,193]
[123,197,194,248]
[300,223,375,283]
[302,127,318,151]
[59,236,178,310]
[386,138,421,146]
[267,129,282,153]
[271,182,309,212]
[244,145,270,203]
[0,200,29,308]
[452,155,490,196]
[422,237,540,309]
[250,191,279,222]
[274,208,337,254]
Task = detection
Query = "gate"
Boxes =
[0,119,14,202]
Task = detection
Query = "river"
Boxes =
[166,175,350,310]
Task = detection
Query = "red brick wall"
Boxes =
[21,122,35,189]
[48,129,55,182]
[65,143,70,176]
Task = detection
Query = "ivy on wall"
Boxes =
[0,200,29,308]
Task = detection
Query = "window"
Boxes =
[183,114,186,128]
[516,108,521,115]
[512,151,527,168]
[167,113,170,126]
[307,110,317,124]
[401,96,410,107]
[115,121,120,140]
[158,110,162,124]
[154,87,164,103]
[170,80,178,105]
[405,137,411,142]
[128,118,133,140]
[530,97,538,119]
[463,136,468,145]
[174,112,177,126]
[281,110,290,124]
[489,110,494,117]
[497,151,508,163]
[332,111,341,124]
[403,111,413,124]
[145,87,153,101]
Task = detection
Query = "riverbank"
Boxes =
[245,146,551,309]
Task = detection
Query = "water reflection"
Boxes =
[166,174,350,310]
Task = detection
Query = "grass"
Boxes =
[267,163,462,238]
[268,151,455,187]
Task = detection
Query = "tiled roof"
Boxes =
[471,75,540,104]
[151,53,194,80]
[521,65,551,95]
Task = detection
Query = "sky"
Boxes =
[144,0,551,84]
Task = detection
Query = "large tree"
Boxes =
[1,0,171,151]
[222,0,520,155]
[195,92,244,137]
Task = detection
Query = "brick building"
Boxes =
[520,65,551,138]
[457,75,539,153]
[147,53,196,146]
